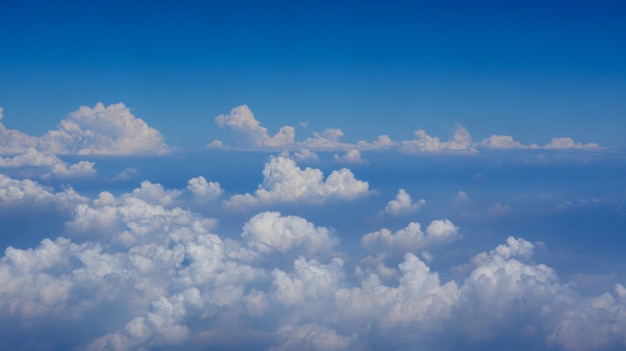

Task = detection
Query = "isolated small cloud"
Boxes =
[225,156,369,208]
[334,149,366,164]
[452,191,470,207]
[362,219,459,252]
[383,189,426,216]
[215,105,295,148]
[486,202,511,216]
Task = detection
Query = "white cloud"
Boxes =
[43,103,169,155]
[333,149,365,164]
[544,137,603,150]
[242,211,339,255]
[0,173,87,210]
[362,219,459,252]
[479,135,538,149]
[215,105,295,148]
[0,103,169,156]
[187,176,223,201]
[0,148,96,178]
[382,188,426,216]
[225,156,369,208]
[486,202,512,216]
[293,149,319,162]
[452,190,470,207]
[400,126,474,153]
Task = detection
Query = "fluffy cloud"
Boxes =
[215,105,295,148]
[225,156,369,208]
[187,176,223,201]
[40,103,169,155]
[0,103,169,156]
[242,211,339,256]
[400,126,474,153]
[382,188,426,216]
[0,173,87,210]
[2,188,626,351]
[333,149,365,164]
[544,137,603,150]
[362,219,460,252]
[0,148,96,178]
[479,135,538,149]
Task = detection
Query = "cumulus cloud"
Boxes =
[333,149,365,164]
[293,149,319,162]
[0,173,87,210]
[479,135,538,149]
[0,103,169,156]
[382,188,426,216]
[187,176,223,201]
[362,219,459,252]
[400,126,474,153]
[242,211,339,256]
[0,148,96,178]
[39,103,169,155]
[215,105,295,148]
[544,137,603,150]
[225,156,369,208]
[3,187,626,351]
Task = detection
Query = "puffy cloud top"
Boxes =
[215,105,295,148]
[225,156,369,208]
[40,103,169,155]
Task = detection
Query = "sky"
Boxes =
[1,1,626,350]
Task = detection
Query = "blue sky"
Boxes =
[1,1,626,350]
[1,0,625,147]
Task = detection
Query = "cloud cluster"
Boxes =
[210,105,605,154]
[0,173,87,210]
[0,103,169,156]
[362,219,459,252]
[0,148,96,178]
[1,171,626,351]
[225,156,369,208]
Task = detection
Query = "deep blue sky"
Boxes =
[1,0,625,147]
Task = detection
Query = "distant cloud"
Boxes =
[225,156,369,208]
[479,135,538,149]
[452,190,470,207]
[210,105,606,154]
[382,188,426,216]
[0,103,169,156]
[334,149,366,164]
[362,219,459,251]
[544,137,603,150]
[293,149,319,162]
[0,173,87,210]
[400,126,474,153]
[0,148,96,178]
[215,105,295,148]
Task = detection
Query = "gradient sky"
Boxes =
[1,1,626,351]
[1,0,625,147]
